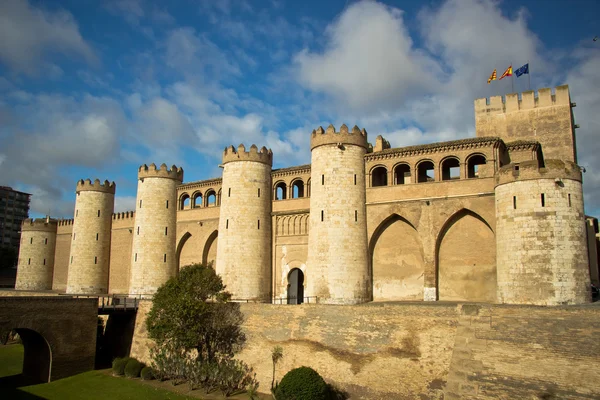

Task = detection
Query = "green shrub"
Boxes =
[124,358,144,378]
[140,366,155,380]
[275,366,329,400]
[112,357,130,376]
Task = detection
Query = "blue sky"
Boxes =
[1,0,599,218]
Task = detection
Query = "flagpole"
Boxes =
[511,62,514,93]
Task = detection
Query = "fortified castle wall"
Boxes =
[66,179,115,294]
[16,85,596,306]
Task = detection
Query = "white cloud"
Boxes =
[294,0,438,112]
[0,0,97,76]
[565,48,600,214]
[0,92,126,216]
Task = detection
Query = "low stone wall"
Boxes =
[445,303,600,399]
[130,301,600,399]
[131,301,460,399]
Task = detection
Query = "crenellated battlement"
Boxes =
[58,219,74,227]
[475,85,572,114]
[76,179,116,194]
[222,144,273,166]
[21,217,58,232]
[112,211,135,220]
[138,163,184,181]
[310,124,368,150]
[495,159,582,187]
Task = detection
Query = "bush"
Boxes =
[124,358,144,378]
[112,357,130,376]
[140,366,155,380]
[275,366,329,400]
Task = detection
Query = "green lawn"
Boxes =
[0,344,194,400]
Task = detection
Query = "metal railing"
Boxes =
[271,296,318,305]
[60,293,145,312]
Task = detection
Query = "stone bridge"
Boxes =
[0,297,97,383]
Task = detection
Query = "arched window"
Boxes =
[179,193,190,210]
[205,190,217,207]
[417,161,435,183]
[441,157,460,181]
[394,164,411,185]
[306,178,311,198]
[192,192,202,208]
[467,154,487,178]
[291,180,304,198]
[371,166,388,187]
[217,188,222,206]
[274,182,287,200]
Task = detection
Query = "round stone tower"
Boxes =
[215,144,273,301]
[15,217,58,290]
[306,124,369,304]
[66,179,116,294]
[495,159,590,305]
[129,163,183,296]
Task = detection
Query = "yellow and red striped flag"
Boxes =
[499,65,513,80]
[487,69,497,84]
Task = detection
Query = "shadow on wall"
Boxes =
[95,314,136,369]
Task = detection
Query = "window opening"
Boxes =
[417,161,435,183]
[513,196,517,209]
[568,194,571,207]
[441,158,460,181]
[541,193,545,207]
[395,164,411,184]
[467,155,487,178]
[371,166,388,187]
[321,210,324,222]
[164,254,167,262]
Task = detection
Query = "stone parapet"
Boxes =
[222,144,273,166]
[21,218,58,233]
[138,163,184,182]
[495,159,582,187]
[310,124,368,150]
[474,85,572,114]
[76,179,116,194]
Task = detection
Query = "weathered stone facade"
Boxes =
[216,145,273,301]
[129,164,183,296]
[66,179,115,294]
[128,300,600,399]
[16,85,596,305]
[15,218,57,290]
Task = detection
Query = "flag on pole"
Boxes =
[487,69,497,84]
[499,65,513,80]
[515,63,529,77]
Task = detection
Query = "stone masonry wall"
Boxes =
[15,222,57,290]
[496,178,590,305]
[52,223,72,292]
[445,304,600,399]
[129,176,179,295]
[66,190,114,294]
[307,143,369,304]
[216,160,272,301]
[130,301,600,399]
[475,86,577,163]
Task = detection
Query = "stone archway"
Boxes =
[14,328,52,383]
[202,230,218,268]
[436,209,496,302]
[369,214,425,301]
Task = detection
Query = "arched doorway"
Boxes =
[287,268,304,304]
